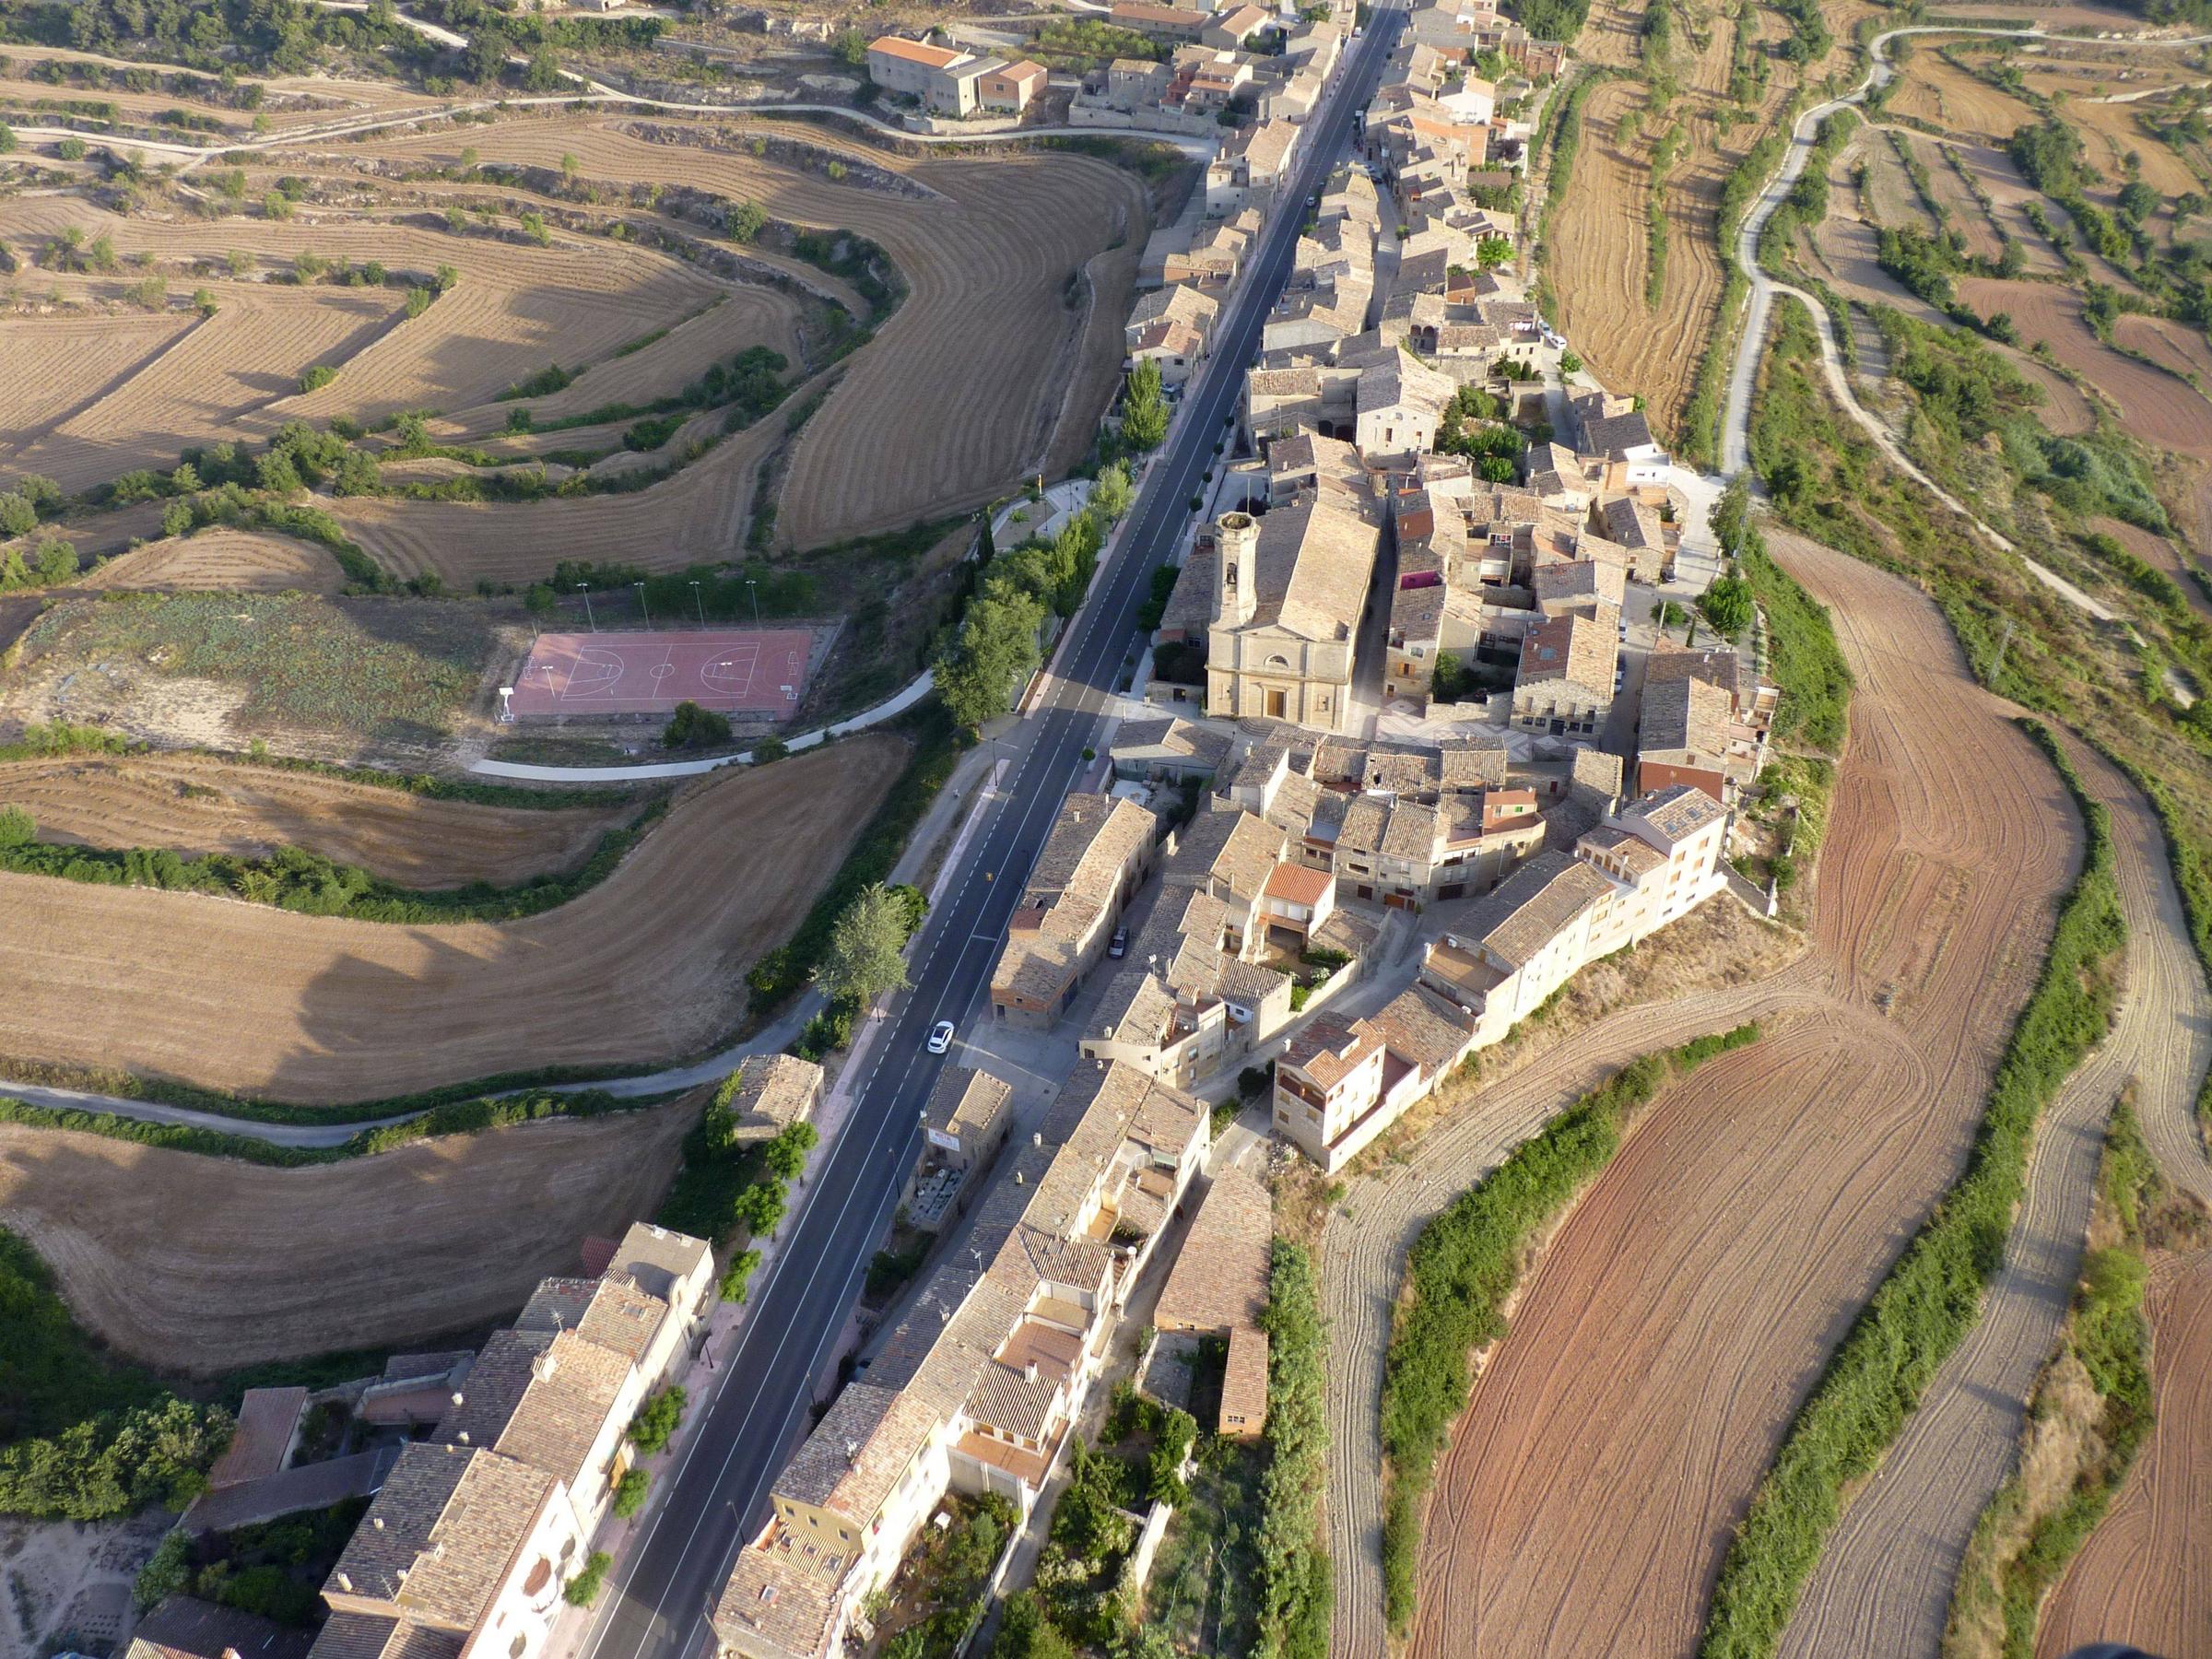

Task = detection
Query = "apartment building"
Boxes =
[306,1224,713,1659]
[1275,786,1727,1170]
[712,1063,1208,1659]
[990,793,1160,1028]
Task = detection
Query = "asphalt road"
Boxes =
[574,15,1407,1659]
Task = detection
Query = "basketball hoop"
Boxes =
[497,686,515,724]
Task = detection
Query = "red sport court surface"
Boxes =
[510,629,813,717]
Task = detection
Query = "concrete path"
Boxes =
[1780,735,2212,1658]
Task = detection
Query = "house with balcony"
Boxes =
[712,1063,1207,1659]
[303,1223,712,1659]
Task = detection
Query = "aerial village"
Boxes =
[124,6,1780,1659]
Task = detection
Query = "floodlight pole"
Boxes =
[747,578,760,629]
[577,582,595,632]
[635,580,652,629]
[690,580,705,628]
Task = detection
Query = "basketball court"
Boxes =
[508,629,814,718]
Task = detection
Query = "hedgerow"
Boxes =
[1380,1024,1764,1629]
[1255,1239,1331,1659]
[0,797,663,924]
[1699,723,2124,1659]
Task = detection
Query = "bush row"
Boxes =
[1380,1024,1765,1629]
[1698,723,2124,1659]
[1255,1239,1331,1659]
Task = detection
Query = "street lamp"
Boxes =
[746,578,759,629]
[689,580,705,628]
[576,582,595,632]
[635,580,652,629]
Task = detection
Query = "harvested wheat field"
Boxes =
[0,1096,699,1371]
[1406,535,2080,1658]
[0,312,191,461]
[76,530,347,594]
[1959,277,2212,456]
[1550,0,1815,442]
[1857,129,1938,236]
[0,194,735,466]
[2065,96,2200,198]
[0,284,399,495]
[2035,1248,2212,1658]
[1888,47,2040,143]
[2088,513,2212,614]
[0,752,639,888]
[348,114,1147,548]
[0,735,898,1103]
[2117,312,2212,387]
[1952,141,2074,274]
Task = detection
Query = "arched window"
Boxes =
[1265,653,1290,669]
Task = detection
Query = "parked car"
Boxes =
[927,1020,956,1053]
[1109,927,1129,959]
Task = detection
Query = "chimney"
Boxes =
[1217,511,1258,627]
[335,1572,353,1594]
[371,1517,385,1531]
[1023,1361,1039,1384]
[456,1430,471,1444]
[532,1350,558,1383]
[1032,1132,1043,1148]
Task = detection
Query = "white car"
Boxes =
[927,1020,956,1054]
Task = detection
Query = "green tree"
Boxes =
[727,198,767,243]
[832,28,868,64]
[564,1552,612,1607]
[994,1591,1079,1659]
[299,364,337,394]
[613,1469,650,1518]
[0,124,15,155]
[664,700,733,749]
[524,47,564,92]
[0,493,35,536]
[1475,233,1513,268]
[134,1530,190,1611]
[519,212,550,247]
[761,1121,819,1182]
[731,1178,787,1237]
[628,1388,687,1454]
[813,881,913,1006]
[719,1247,762,1302]
[1699,571,1754,637]
[1090,461,1134,522]
[262,191,293,221]
[0,805,34,847]
[1120,359,1169,450]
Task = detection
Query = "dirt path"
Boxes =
[0,736,898,1104]
[1779,733,2212,1657]
[0,752,639,888]
[1324,531,2081,1656]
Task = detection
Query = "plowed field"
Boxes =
[2036,1248,2212,1658]
[0,753,638,888]
[0,1096,699,1371]
[1406,536,2079,1658]
[0,312,190,461]
[76,530,346,594]
[347,115,1147,549]
[1958,277,2212,456]
[1888,49,2039,143]
[0,735,899,1103]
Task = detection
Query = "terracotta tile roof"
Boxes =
[868,35,967,68]
[1111,716,1231,771]
[608,1221,712,1304]
[1517,609,1618,692]
[1220,1326,1269,1430]
[1639,674,1731,761]
[1467,852,1613,969]
[1629,782,1726,842]
[1154,1165,1272,1335]
[1360,983,1477,1072]
[1128,283,1220,333]
[1439,742,1508,790]
[714,1524,844,1659]
[1263,862,1334,907]
[304,1614,463,1659]
[131,1596,314,1659]
[206,1388,305,1489]
[328,1443,550,1630]
[435,1327,629,1492]
[922,1066,1013,1143]
[1581,825,1666,875]
[1281,1015,1380,1089]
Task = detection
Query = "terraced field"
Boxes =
[0,735,900,1104]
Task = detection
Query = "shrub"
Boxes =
[628,1388,688,1455]
[299,364,336,394]
[719,1247,762,1303]
[664,700,732,749]
[564,1551,612,1606]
